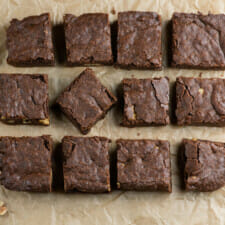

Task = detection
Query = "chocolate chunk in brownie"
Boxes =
[0,74,49,125]
[56,68,117,134]
[171,12,225,69]
[0,135,53,192]
[181,139,225,192]
[122,78,170,126]
[176,77,225,126]
[7,13,55,66]
[64,13,113,65]
[117,11,162,69]
[62,136,111,192]
[117,139,171,192]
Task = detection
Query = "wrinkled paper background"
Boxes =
[0,0,225,224]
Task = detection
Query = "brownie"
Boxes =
[181,139,225,192]
[117,139,171,192]
[7,13,55,66]
[176,77,225,126]
[62,136,111,192]
[117,11,162,69]
[122,77,170,126]
[0,135,53,192]
[171,12,225,69]
[64,13,113,65]
[56,68,117,134]
[0,74,49,125]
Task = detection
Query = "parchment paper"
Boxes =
[0,0,225,224]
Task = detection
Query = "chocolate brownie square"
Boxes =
[181,139,225,192]
[122,77,170,126]
[64,13,113,65]
[117,11,162,69]
[7,13,55,66]
[117,139,171,192]
[56,68,117,134]
[0,74,49,125]
[0,135,53,192]
[176,77,225,125]
[171,13,225,69]
[62,136,111,192]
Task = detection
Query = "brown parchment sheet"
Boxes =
[0,0,225,224]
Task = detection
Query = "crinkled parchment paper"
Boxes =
[0,0,225,224]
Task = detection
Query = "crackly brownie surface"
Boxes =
[172,13,225,69]
[117,11,162,69]
[182,139,225,192]
[176,77,225,125]
[117,139,171,192]
[7,13,55,66]
[62,136,111,192]
[64,13,113,65]
[56,68,117,134]
[0,74,49,125]
[0,136,53,192]
[122,78,169,126]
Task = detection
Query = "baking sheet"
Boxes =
[0,0,225,224]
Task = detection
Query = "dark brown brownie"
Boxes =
[172,12,225,69]
[56,68,117,134]
[117,11,162,69]
[0,135,53,192]
[181,139,225,192]
[117,139,171,192]
[176,77,225,126]
[64,13,113,65]
[7,13,55,66]
[122,78,170,126]
[0,74,49,125]
[62,136,111,193]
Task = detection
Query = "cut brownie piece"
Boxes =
[176,77,225,126]
[117,11,162,69]
[171,12,225,69]
[0,74,49,125]
[0,135,53,192]
[117,139,171,192]
[181,139,225,192]
[122,77,170,126]
[62,136,111,192]
[56,68,117,134]
[64,13,113,65]
[7,13,55,66]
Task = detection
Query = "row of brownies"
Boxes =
[0,68,225,134]
[0,135,224,193]
[6,11,225,69]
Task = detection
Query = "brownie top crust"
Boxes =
[7,13,55,66]
[172,12,225,69]
[64,13,113,65]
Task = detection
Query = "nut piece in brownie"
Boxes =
[172,13,225,69]
[0,135,53,192]
[62,136,111,192]
[117,11,162,69]
[117,139,171,192]
[7,13,55,66]
[176,77,225,126]
[122,78,170,126]
[181,139,225,192]
[56,68,117,134]
[64,13,113,65]
[0,74,49,125]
